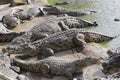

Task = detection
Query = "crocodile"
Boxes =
[5,28,116,55]
[8,16,97,46]
[14,7,44,20]
[6,28,86,55]
[13,53,99,80]
[1,9,23,29]
[43,6,97,17]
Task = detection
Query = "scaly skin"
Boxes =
[0,32,25,42]
[13,54,99,80]
[6,28,86,55]
[9,16,97,45]
[43,6,97,17]
[5,29,115,55]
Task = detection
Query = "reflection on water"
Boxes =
[78,0,120,48]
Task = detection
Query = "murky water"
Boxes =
[77,0,120,49]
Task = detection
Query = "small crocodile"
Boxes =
[9,16,97,45]
[43,6,97,17]
[5,28,116,55]
[15,7,44,20]
[1,9,23,29]
[55,1,70,5]
[13,54,99,80]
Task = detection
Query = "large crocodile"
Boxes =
[9,16,97,45]
[5,28,116,55]
[6,28,86,55]
[13,53,99,80]
[43,6,97,17]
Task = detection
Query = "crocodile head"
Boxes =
[102,56,120,73]
[75,57,100,72]
[63,18,98,28]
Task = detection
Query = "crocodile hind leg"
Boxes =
[58,21,69,31]
[73,33,86,52]
[65,68,74,80]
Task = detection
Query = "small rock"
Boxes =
[10,66,20,73]
[17,75,29,80]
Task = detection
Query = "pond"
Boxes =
[48,0,120,49]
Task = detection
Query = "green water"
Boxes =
[48,0,120,49]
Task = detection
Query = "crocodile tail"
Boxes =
[13,54,32,71]
[13,54,40,72]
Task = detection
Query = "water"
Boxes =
[75,0,120,49]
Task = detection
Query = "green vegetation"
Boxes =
[47,0,91,9]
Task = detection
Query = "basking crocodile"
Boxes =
[6,28,86,55]
[55,1,70,5]
[43,6,97,17]
[8,16,97,45]
[1,9,23,29]
[13,54,99,80]
[5,28,116,55]
[15,7,44,20]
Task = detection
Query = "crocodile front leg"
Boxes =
[65,68,74,80]
[73,33,86,52]
[42,48,54,57]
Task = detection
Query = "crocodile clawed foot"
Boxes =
[73,33,86,52]
[41,63,53,78]
[93,21,98,26]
